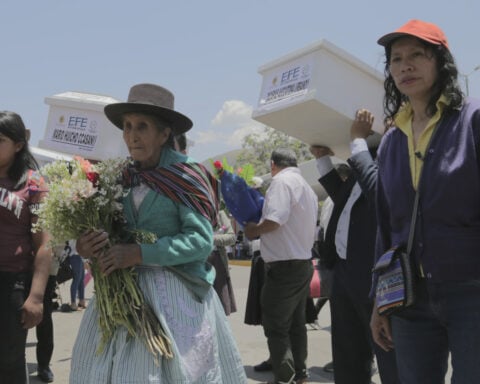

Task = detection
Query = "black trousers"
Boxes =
[36,275,56,367]
[330,259,399,384]
[0,272,29,384]
[261,259,313,383]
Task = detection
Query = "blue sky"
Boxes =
[1,0,479,162]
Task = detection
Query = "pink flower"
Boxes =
[74,156,94,174]
[27,170,47,194]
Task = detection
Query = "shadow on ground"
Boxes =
[244,364,334,383]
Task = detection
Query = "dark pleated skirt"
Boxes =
[207,250,237,316]
[244,253,264,325]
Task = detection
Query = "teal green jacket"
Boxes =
[123,147,215,288]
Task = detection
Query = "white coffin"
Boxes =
[38,91,129,161]
[31,146,73,167]
[252,39,385,159]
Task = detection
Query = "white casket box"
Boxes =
[252,39,385,159]
[38,91,129,161]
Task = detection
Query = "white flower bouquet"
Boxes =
[33,156,172,362]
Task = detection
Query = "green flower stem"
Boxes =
[90,251,173,362]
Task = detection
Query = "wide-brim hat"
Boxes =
[104,83,193,134]
[377,19,449,50]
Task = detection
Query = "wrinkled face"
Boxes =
[122,113,171,169]
[389,36,438,102]
[0,133,23,177]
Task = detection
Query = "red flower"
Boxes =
[213,160,223,170]
[86,172,100,187]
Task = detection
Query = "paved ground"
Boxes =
[25,263,381,383]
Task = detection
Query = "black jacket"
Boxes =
[319,151,377,301]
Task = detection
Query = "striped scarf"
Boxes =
[123,162,219,227]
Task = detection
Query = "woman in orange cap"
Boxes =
[371,19,480,383]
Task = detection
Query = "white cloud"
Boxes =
[212,100,264,147]
[211,100,252,126]
[190,99,266,160]
[226,123,263,147]
[195,129,221,144]
[191,122,264,159]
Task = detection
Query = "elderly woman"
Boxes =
[69,83,246,383]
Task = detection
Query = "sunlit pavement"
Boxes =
[25,263,381,383]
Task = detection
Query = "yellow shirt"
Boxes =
[394,96,448,189]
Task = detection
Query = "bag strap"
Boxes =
[406,188,420,255]
[406,119,442,255]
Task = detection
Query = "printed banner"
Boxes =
[46,110,100,152]
[258,56,313,107]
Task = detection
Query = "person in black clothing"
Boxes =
[310,110,398,384]
[35,275,56,383]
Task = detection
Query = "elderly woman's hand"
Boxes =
[98,244,143,275]
[77,230,109,259]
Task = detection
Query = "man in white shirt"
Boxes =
[245,148,318,384]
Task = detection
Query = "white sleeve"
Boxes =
[315,156,334,177]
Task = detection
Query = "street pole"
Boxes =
[463,65,480,96]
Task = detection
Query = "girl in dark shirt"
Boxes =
[0,111,51,383]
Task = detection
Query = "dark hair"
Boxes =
[335,163,352,181]
[175,133,187,152]
[382,38,463,127]
[0,111,38,189]
[164,131,175,148]
[271,148,297,168]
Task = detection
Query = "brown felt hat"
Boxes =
[104,83,193,134]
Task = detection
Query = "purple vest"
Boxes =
[376,98,480,282]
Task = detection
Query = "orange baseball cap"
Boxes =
[377,19,449,50]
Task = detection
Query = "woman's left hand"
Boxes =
[370,304,394,351]
[97,244,142,275]
[21,296,44,329]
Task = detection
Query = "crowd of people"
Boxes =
[1,18,479,384]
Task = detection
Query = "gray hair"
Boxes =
[271,148,297,168]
